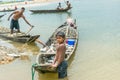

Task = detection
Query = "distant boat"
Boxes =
[29,7,72,13]
[32,20,78,74]
[0,9,16,12]
[0,14,4,18]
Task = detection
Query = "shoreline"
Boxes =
[0,0,63,9]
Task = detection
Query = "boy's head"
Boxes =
[21,7,25,12]
[56,32,65,44]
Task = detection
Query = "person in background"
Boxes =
[57,2,62,10]
[14,5,17,10]
[66,1,71,9]
[66,17,75,26]
[51,32,68,80]
[8,7,33,34]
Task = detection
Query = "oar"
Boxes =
[64,0,67,5]
[25,26,34,35]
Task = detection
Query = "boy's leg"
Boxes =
[10,19,14,34]
[15,20,20,33]
[17,29,20,33]
[11,29,13,34]
[58,61,68,79]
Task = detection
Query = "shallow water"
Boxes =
[0,0,120,80]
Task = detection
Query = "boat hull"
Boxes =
[0,14,4,18]
[0,27,40,43]
[30,7,71,13]
[0,33,40,43]
[0,9,15,12]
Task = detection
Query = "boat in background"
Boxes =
[29,7,72,13]
[0,9,16,12]
[0,14,5,18]
[32,20,78,73]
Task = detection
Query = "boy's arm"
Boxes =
[53,55,57,64]
[22,15,33,27]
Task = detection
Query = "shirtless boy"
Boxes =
[8,7,33,34]
[51,32,68,80]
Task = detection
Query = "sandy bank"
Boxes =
[0,0,62,9]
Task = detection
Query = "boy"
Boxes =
[51,32,68,80]
[8,7,33,34]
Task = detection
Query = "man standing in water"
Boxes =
[8,7,33,34]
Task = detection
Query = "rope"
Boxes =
[31,63,37,80]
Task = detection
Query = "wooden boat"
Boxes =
[0,14,4,18]
[29,7,71,13]
[0,9,16,12]
[32,21,78,73]
[0,27,40,43]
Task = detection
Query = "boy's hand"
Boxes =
[47,65,57,71]
[51,63,57,68]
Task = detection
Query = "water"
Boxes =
[0,0,120,80]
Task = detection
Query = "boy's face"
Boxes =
[56,36,64,44]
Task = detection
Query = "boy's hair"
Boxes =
[21,7,25,10]
[56,31,65,39]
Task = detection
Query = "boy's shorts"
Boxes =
[10,19,19,30]
[58,61,68,79]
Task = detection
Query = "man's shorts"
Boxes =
[10,19,19,30]
[58,61,68,79]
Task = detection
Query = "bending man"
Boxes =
[8,7,33,34]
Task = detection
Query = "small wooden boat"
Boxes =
[0,27,40,43]
[0,14,4,18]
[29,7,71,13]
[0,9,16,12]
[32,21,78,73]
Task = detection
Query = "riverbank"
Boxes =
[0,0,62,10]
